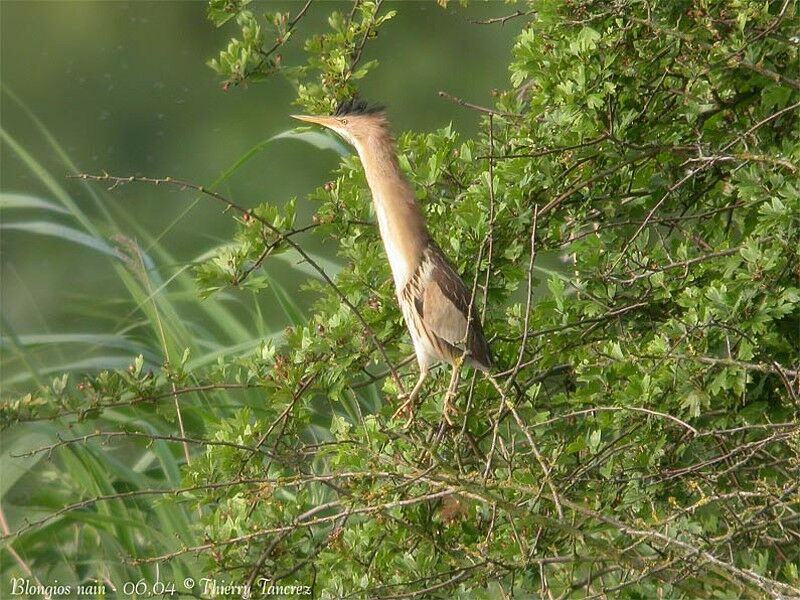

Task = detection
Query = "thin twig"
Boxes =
[472,9,535,26]
[71,172,407,394]
[438,91,522,119]
[350,0,385,69]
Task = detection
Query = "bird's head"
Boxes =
[291,98,388,149]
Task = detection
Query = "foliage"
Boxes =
[3,0,799,598]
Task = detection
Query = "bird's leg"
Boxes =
[442,355,464,426]
[392,366,428,426]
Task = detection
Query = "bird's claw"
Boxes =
[442,391,456,426]
[392,395,416,428]
[441,357,463,427]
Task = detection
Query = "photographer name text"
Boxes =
[9,577,312,598]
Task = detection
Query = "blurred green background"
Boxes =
[2,1,524,585]
[1,1,523,390]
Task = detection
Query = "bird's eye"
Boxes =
[340,118,348,125]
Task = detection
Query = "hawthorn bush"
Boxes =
[4,0,799,598]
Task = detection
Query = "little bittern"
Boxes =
[292,98,491,422]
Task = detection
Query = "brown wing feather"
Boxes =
[417,248,492,371]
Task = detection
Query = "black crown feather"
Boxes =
[334,97,385,117]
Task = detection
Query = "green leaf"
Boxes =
[271,128,350,156]
[0,193,70,214]
[1,221,119,257]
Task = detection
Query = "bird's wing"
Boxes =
[422,260,471,348]
[417,249,492,370]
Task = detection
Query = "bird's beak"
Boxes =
[291,114,338,129]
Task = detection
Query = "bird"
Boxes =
[292,98,491,424]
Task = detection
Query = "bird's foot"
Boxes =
[441,389,456,427]
[392,394,416,428]
[441,357,464,426]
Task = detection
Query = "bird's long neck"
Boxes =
[355,136,429,291]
